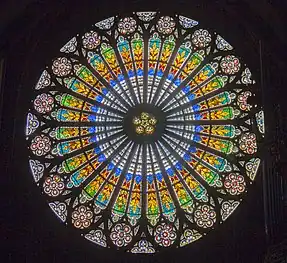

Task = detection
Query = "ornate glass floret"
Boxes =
[26,11,264,253]
[133,112,157,135]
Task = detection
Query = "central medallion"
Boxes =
[133,112,157,135]
[123,104,166,144]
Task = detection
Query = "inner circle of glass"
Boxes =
[26,11,265,253]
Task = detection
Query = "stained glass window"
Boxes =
[26,11,264,253]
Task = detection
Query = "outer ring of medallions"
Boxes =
[123,103,167,144]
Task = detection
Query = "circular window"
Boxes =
[26,11,265,253]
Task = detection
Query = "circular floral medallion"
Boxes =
[72,205,93,229]
[52,57,72,77]
[110,223,132,247]
[156,16,176,35]
[43,175,65,197]
[154,223,177,247]
[192,29,211,48]
[26,12,264,253]
[30,135,51,156]
[220,55,241,75]
[82,31,101,50]
[239,133,257,154]
[194,204,216,228]
[238,91,252,111]
[34,93,54,113]
[118,17,137,35]
[224,173,246,195]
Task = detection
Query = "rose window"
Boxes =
[26,12,264,253]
